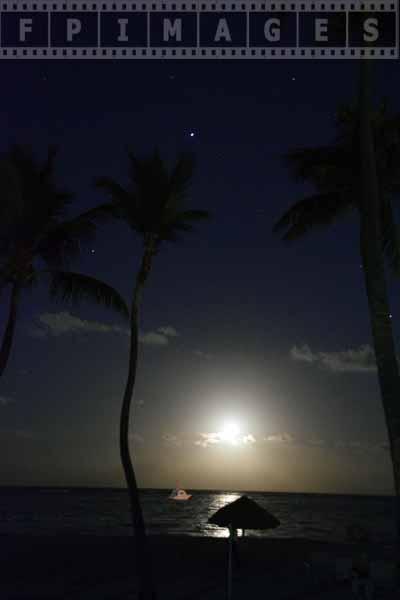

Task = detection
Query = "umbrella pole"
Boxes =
[227,527,233,600]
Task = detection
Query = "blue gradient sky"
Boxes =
[0,58,398,494]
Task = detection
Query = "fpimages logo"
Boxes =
[0,0,397,59]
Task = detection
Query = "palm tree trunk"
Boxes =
[358,59,400,583]
[119,246,156,600]
[0,282,20,377]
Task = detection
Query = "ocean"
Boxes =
[0,487,396,544]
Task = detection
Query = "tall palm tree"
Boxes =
[95,149,209,600]
[0,145,128,377]
[273,65,400,573]
[358,60,400,584]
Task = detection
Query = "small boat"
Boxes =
[169,488,192,501]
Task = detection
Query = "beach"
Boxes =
[0,534,397,599]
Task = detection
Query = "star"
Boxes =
[189,132,195,137]
[291,77,296,81]
[91,249,95,254]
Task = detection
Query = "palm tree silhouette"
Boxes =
[0,145,128,377]
[95,149,209,600]
[274,63,400,573]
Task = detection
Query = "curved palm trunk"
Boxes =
[120,244,156,600]
[358,60,400,582]
[0,282,20,377]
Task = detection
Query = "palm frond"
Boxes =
[80,202,121,224]
[286,147,339,180]
[275,101,400,274]
[155,154,197,230]
[38,201,121,269]
[96,149,209,246]
[94,177,136,229]
[12,145,72,220]
[286,147,356,194]
[0,159,24,254]
[178,209,210,222]
[159,208,210,241]
[94,177,130,208]
[169,153,196,198]
[127,149,169,208]
[37,237,78,269]
[47,270,129,318]
[40,145,59,182]
[273,193,351,242]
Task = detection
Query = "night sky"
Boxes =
[0,57,398,495]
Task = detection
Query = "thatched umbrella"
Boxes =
[208,496,280,600]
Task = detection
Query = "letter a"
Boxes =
[214,18,231,42]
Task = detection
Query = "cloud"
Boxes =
[290,345,315,363]
[261,433,390,454]
[162,433,182,447]
[263,433,376,450]
[243,434,256,444]
[194,433,222,448]
[334,440,389,453]
[265,432,294,444]
[139,332,169,346]
[31,312,128,337]
[0,396,14,406]
[263,434,380,451]
[307,438,325,446]
[290,344,377,373]
[31,313,179,347]
[157,326,179,337]
[139,326,179,346]
[193,350,214,360]
[194,431,257,448]
[347,441,365,449]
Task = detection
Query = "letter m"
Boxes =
[163,18,182,41]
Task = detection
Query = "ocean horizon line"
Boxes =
[0,484,394,499]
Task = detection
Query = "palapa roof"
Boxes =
[208,495,280,530]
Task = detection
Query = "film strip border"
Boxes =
[0,0,397,59]
[0,1,397,10]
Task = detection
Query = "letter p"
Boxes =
[67,18,82,42]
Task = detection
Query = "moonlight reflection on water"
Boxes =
[205,493,241,537]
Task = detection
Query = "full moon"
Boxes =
[219,422,241,444]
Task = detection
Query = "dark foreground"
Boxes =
[0,534,397,599]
